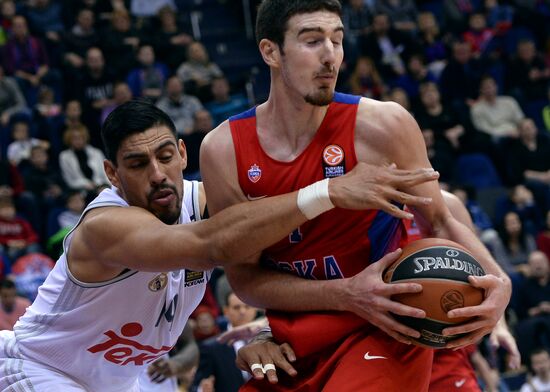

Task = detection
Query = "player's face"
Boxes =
[106,126,186,225]
[279,11,344,106]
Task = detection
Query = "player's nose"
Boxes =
[149,159,167,185]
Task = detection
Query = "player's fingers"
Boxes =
[445,330,486,349]
[269,346,297,378]
[378,312,421,339]
[280,343,296,363]
[261,363,279,384]
[375,319,413,345]
[373,248,403,271]
[443,319,489,337]
[382,298,426,319]
[389,168,439,186]
[382,281,423,297]
[384,189,433,208]
[376,200,414,220]
[237,350,265,380]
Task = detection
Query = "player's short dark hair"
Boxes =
[255,0,342,47]
[0,279,15,290]
[101,100,177,164]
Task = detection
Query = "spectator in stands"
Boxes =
[484,0,514,32]
[156,76,203,136]
[471,75,525,141]
[100,8,141,79]
[0,152,39,231]
[515,251,550,361]
[384,87,411,113]
[374,0,418,34]
[416,81,465,151]
[0,279,31,331]
[462,12,494,58]
[507,39,550,102]
[394,53,436,103]
[152,5,193,71]
[521,348,550,392]
[421,128,455,185]
[57,190,85,231]
[62,8,100,73]
[58,124,109,194]
[205,76,249,127]
[25,0,64,61]
[100,82,133,124]
[192,291,258,392]
[504,118,550,213]
[126,44,169,102]
[342,0,372,48]
[1,15,59,106]
[183,109,213,180]
[74,47,114,145]
[0,0,16,36]
[538,211,550,263]
[491,211,537,275]
[451,185,495,234]
[417,11,449,77]
[0,65,29,128]
[495,185,543,236]
[129,0,175,18]
[439,40,485,107]
[192,305,221,342]
[7,120,49,166]
[443,0,478,33]
[0,196,41,263]
[22,145,65,210]
[360,12,411,82]
[346,56,386,100]
[34,86,62,121]
[176,41,223,102]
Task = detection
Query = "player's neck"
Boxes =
[257,93,328,159]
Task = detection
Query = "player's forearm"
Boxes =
[225,263,347,312]
[203,193,310,265]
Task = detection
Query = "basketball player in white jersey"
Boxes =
[0,100,441,391]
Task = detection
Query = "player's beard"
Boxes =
[304,88,334,106]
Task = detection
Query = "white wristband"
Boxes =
[297,179,335,220]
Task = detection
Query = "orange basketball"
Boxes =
[383,238,485,348]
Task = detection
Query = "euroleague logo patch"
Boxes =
[323,145,344,166]
[440,290,465,312]
[247,164,262,183]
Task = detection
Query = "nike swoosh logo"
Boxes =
[247,194,267,201]
[364,352,387,360]
[455,379,466,388]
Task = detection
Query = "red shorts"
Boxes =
[429,346,480,392]
[240,327,433,392]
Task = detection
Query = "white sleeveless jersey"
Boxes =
[2,180,210,391]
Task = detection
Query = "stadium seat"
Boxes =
[454,153,502,189]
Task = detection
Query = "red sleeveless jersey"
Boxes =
[230,92,405,279]
[229,93,408,356]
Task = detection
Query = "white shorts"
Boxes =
[0,331,140,392]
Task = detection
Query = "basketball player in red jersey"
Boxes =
[232,191,521,389]
[200,1,511,390]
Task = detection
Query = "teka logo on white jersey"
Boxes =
[247,164,262,183]
[363,352,387,360]
[87,322,172,366]
[148,273,167,292]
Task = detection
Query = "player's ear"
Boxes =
[178,139,187,171]
[104,159,120,189]
[259,39,280,68]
